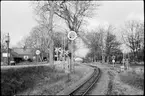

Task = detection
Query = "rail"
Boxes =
[69,64,101,95]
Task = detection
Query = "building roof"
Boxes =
[11,48,36,58]
[12,48,34,55]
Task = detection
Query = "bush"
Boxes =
[119,70,144,90]
[1,66,54,95]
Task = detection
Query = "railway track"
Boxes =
[69,64,101,95]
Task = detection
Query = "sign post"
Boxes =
[36,50,41,62]
[121,58,125,72]
[67,31,77,41]
[67,31,77,73]
[58,47,62,61]
[126,58,129,70]
[66,53,71,81]
[112,55,115,68]
[55,48,59,61]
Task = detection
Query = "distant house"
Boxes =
[1,46,52,65]
[11,48,37,63]
[12,48,35,58]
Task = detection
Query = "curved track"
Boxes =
[69,64,101,95]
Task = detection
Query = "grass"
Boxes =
[1,65,65,95]
[16,61,48,65]
[1,61,48,66]
[119,70,144,90]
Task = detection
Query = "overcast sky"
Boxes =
[1,1,144,57]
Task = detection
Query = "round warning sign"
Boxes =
[67,31,77,40]
[112,55,115,60]
[24,56,29,60]
[36,50,41,55]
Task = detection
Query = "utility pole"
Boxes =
[5,33,10,65]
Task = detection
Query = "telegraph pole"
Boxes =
[5,33,10,65]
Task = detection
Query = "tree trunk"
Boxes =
[93,55,95,62]
[102,55,105,64]
[47,52,49,63]
[107,56,109,64]
[132,50,135,62]
[49,40,54,65]
[49,1,54,67]
[101,32,105,64]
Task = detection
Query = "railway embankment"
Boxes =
[1,63,93,95]
[57,64,94,95]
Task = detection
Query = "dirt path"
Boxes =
[89,62,144,95]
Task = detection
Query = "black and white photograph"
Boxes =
[1,0,144,95]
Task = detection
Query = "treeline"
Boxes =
[84,20,144,63]
[1,1,144,65]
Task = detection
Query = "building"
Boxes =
[11,48,36,63]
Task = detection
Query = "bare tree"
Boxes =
[31,1,56,66]
[1,32,8,60]
[122,20,144,61]
[53,1,101,44]
[1,33,7,51]
[96,26,106,63]
[85,31,102,62]
[31,1,101,72]
[54,1,101,72]
[17,24,68,62]
[85,24,121,63]
[104,25,121,63]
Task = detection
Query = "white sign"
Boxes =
[65,51,69,55]
[55,48,59,52]
[58,48,62,52]
[2,53,10,57]
[67,31,77,40]
[24,56,29,60]
[36,50,41,55]
[112,59,115,63]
